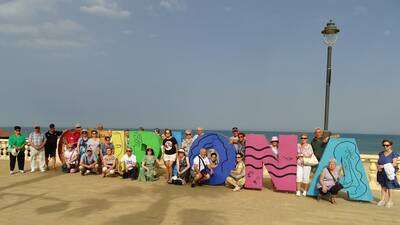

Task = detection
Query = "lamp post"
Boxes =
[321,20,340,131]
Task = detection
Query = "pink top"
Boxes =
[297,143,314,166]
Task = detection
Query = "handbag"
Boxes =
[303,154,319,166]
[327,168,343,193]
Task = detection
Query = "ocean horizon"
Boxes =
[1,126,399,155]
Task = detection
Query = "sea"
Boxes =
[1,127,400,155]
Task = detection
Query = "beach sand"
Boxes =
[0,161,398,225]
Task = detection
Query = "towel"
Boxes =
[383,163,396,181]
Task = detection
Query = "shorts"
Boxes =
[296,165,311,183]
[45,147,56,158]
[163,153,176,162]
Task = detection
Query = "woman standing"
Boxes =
[296,134,314,196]
[162,129,178,183]
[377,139,399,208]
[181,130,194,155]
[138,148,159,182]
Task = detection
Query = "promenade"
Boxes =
[0,161,398,225]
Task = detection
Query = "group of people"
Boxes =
[6,124,399,207]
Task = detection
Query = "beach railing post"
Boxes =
[368,158,379,190]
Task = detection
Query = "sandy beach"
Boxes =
[0,161,398,225]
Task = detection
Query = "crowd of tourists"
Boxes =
[6,123,399,208]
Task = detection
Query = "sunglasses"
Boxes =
[301,137,308,139]
[383,144,391,147]
[236,156,242,158]
[126,150,132,152]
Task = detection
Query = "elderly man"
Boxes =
[311,128,330,161]
[79,148,98,175]
[64,123,82,150]
[193,127,204,141]
[230,127,240,152]
[191,148,213,187]
[28,125,47,173]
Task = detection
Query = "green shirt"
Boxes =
[8,134,26,148]
[311,137,328,161]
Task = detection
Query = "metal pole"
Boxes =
[324,46,332,131]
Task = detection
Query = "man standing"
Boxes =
[8,126,26,175]
[193,127,204,141]
[44,123,62,170]
[28,125,47,173]
[64,123,82,149]
[311,128,330,161]
[230,127,240,152]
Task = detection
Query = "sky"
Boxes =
[0,0,399,134]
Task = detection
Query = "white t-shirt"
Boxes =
[87,139,100,155]
[121,154,137,169]
[192,155,210,171]
[64,148,77,164]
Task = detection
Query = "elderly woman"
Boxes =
[138,148,159,182]
[62,144,78,173]
[226,153,246,191]
[317,159,343,204]
[174,149,191,184]
[237,133,246,155]
[377,140,399,208]
[181,130,194,155]
[270,136,279,157]
[102,148,117,177]
[296,133,315,197]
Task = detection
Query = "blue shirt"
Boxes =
[378,151,399,166]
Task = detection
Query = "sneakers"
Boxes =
[296,191,301,197]
[19,170,24,174]
[377,200,386,207]
[10,171,15,175]
[302,191,307,196]
[85,170,91,175]
[386,201,393,208]
[30,169,36,173]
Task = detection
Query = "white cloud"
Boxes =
[80,0,131,19]
[160,0,186,11]
[0,0,57,22]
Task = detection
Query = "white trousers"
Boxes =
[296,165,311,183]
[30,146,46,171]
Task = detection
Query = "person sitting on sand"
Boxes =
[62,144,78,173]
[226,153,246,191]
[102,148,117,177]
[317,159,343,204]
[270,136,279,157]
[191,148,213,187]
[121,148,137,180]
[79,148,98,175]
[138,148,159,182]
[174,149,191,184]
[377,139,399,208]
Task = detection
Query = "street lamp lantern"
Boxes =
[321,20,340,131]
[321,20,340,46]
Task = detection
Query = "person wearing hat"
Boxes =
[79,147,98,175]
[174,148,191,184]
[44,123,62,170]
[28,125,47,173]
[270,136,279,157]
[77,129,90,156]
[230,127,240,152]
[8,126,26,175]
[120,147,137,179]
[162,129,178,183]
[63,123,82,150]
[181,130,194,155]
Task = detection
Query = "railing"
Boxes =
[2,138,400,190]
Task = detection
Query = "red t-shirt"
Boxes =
[64,130,81,146]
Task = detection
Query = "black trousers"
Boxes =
[10,152,25,171]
